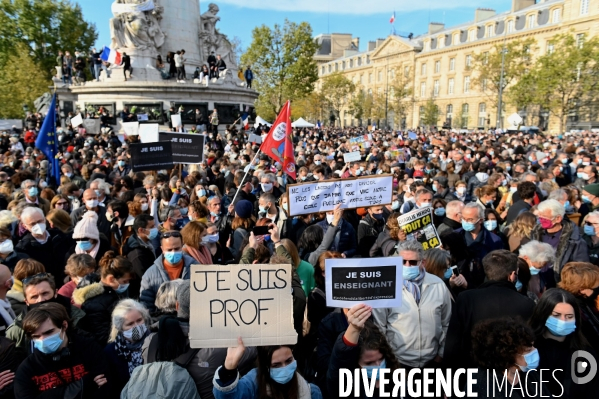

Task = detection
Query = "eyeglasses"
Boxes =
[22,273,50,286]
[161,231,182,239]
[402,259,420,266]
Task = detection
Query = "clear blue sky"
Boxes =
[76,0,512,53]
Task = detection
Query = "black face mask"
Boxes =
[27,295,60,311]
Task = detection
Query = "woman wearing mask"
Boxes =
[214,338,322,399]
[58,254,96,305]
[133,193,150,216]
[188,201,209,224]
[203,222,231,264]
[453,180,469,202]
[181,221,213,265]
[474,185,497,210]
[369,212,405,257]
[277,193,290,239]
[423,247,467,302]
[0,227,28,271]
[483,208,508,247]
[65,211,110,263]
[529,288,599,397]
[518,241,556,301]
[189,183,209,204]
[506,211,536,253]
[73,251,134,346]
[104,299,151,395]
[432,198,447,228]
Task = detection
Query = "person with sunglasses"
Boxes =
[372,240,451,372]
[139,230,195,313]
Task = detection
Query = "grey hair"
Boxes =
[518,240,556,264]
[397,240,424,261]
[537,199,565,218]
[142,175,155,186]
[155,279,185,312]
[446,200,465,215]
[11,202,36,219]
[20,180,35,190]
[261,173,276,183]
[521,171,537,181]
[463,202,485,220]
[108,299,151,342]
[21,207,44,222]
[414,189,433,202]
[0,210,17,229]
[176,280,191,319]
[548,189,568,202]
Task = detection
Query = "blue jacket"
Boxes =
[139,253,195,312]
[244,69,253,80]
[316,219,357,258]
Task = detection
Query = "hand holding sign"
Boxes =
[344,304,372,345]
[332,203,343,226]
[268,223,280,242]
[225,336,246,370]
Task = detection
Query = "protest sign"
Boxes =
[139,124,159,143]
[159,132,205,164]
[397,207,441,250]
[170,114,182,127]
[287,175,393,216]
[325,257,403,308]
[70,114,83,128]
[122,121,139,136]
[129,141,174,172]
[343,151,361,163]
[0,120,22,130]
[189,264,298,348]
[408,131,418,140]
[82,119,100,134]
[137,113,149,121]
[248,133,262,144]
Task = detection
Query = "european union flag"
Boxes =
[35,94,61,186]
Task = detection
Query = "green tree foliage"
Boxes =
[0,0,97,77]
[320,72,355,124]
[422,97,439,127]
[389,70,413,125]
[347,88,372,123]
[0,43,48,118]
[241,20,319,117]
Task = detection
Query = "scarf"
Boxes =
[403,268,426,305]
[265,372,312,399]
[0,298,15,326]
[17,222,27,237]
[115,331,148,375]
[75,240,100,259]
[183,244,212,265]
[11,279,23,293]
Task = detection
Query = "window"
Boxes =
[577,33,585,48]
[478,103,487,126]
[360,75,364,84]
[366,55,370,64]
[321,66,325,75]
[448,78,455,94]
[465,55,472,68]
[482,78,488,92]
[449,58,455,71]
[378,71,382,82]
[468,30,475,42]
[369,73,372,83]
[349,59,353,68]
[435,61,440,73]
[433,80,440,96]
[424,41,430,51]
[486,25,494,38]
[462,104,469,127]
[420,82,426,97]
[507,20,514,33]
[527,14,535,29]
[547,42,555,54]
[357,58,362,66]
[464,76,470,93]
[391,69,395,79]
[368,89,372,96]
[439,36,445,49]
[419,106,425,125]
[404,66,410,78]
[453,33,459,45]
[342,61,345,70]
[552,8,561,23]
[335,63,338,71]
[328,65,331,73]
[581,0,589,15]
[421,63,427,75]
[446,104,453,117]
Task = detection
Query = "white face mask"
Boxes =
[261,183,273,192]
[86,199,98,209]
[326,214,335,224]
[141,203,149,211]
[31,223,46,236]
[456,187,466,194]
[0,239,13,254]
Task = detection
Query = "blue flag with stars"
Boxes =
[35,94,61,186]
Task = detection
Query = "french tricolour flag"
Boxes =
[242,113,249,130]
[390,11,395,24]
[100,46,122,65]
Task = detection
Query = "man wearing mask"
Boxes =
[139,231,195,312]
[70,189,111,239]
[61,164,86,190]
[115,155,131,176]
[316,208,357,258]
[126,214,158,299]
[258,173,282,200]
[357,205,385,258]
[437,201,465,236]
[21,180,50,215]
[89,179,110,206]
[106,200,135,255]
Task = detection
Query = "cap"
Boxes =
[583,183,599,198]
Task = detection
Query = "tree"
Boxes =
[0,43,48,118]
[389,70,413,127]
[0,0,97,78]
[291,91,326,122]
[422,97,439,127]
[347,88,372,124]
[511,33,599,132]
[320,72,355,124]
[241,20,319,116]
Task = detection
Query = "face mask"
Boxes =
[583,162,590,166]
[372,213,384,221]
[115,283,129,294]
[326,214,335,224]
[419,202,431,208]
[515,279,523,291]
[362,359,387,380]
[65,172,73,178]
[77,240,94,251]
[282,203,288,212]
[456,187,466,194]
[461,220,477,232]
[259,205,268,214]
[261,183,273,192]
[538,217,554,230]
[0,239,13,254]
[432,184,438,192]
[518,348,540,372]
[355,169,361,176]
[86,199,98,208]
[444,268,453,280]
[122,323,148,342]
[584,225,595,236]
[510,187,518,193]
[180,208,188,216]
[118,160,126,167]
[175,218,186,230]
[164,251,183,264]
[403,265,421,281]
[314,160,321,165]
[141,203,149,211]
[484,220,497,231]
[31,223,46,235]
[106,212,115,222]
[578,172,590,180]
[147,228,159,240]
[196,189,207,198]
[561,158,569,164]
[28,187,38,197]
[545,316,576,337]
[582,195,593,204]
[392,201,400,210]
[270,359,297,384]
[434,208,446,217]
[202,233,220,243]
[33,329,64,354]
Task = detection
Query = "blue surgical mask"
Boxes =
[515,279,523,291]
[403,265,421,281]
[175,218,187,230]
[118,160,126,167]
[561,158,568,164]
[164,251,183,264]
[484,220,497,231]
[432,184,438,192]
[210,211,219,217]
[115,283,129,293]
[34,330,64,354]
[198,189,207,197]
[529,266,541,276]
[518,348,540,372]
[180,208,188,216]
[564,200,570,210]
[28,187,38,197]
[444,268,453,280]
[461,220,477,232]
[259,205,268,214]
[545,316,577,337]
[147,228,159,240]
[77,240,94,251]
[392,201,400,210]
[584,225,595,236]
[362,359,386,380]
[419,202,431,208]
[582,195,593,204]
[434,208,446,217]
[270,359,297,384]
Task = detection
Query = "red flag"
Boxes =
[260,101,296,179]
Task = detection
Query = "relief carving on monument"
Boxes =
[199,3,238,70]
[110,0,165,52]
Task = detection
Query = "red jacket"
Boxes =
[24,130,36,144]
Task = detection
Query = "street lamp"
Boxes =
[497,18,509,130]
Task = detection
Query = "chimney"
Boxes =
[475,8,496,22]
[368,41,376,51]
[376,38,386,48]
[428,22,445,35]
[512,0,536,12]
[352,37,360,50]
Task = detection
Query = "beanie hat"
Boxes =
[583,183,599,198]
[235,200,253,219]
[73,211,100,241]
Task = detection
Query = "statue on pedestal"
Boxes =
[199,3,237,70]
[110,0,165,52]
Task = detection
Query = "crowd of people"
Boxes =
[0,113,599,398]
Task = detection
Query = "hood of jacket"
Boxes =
[72,282,105,306]
[475,172,489,183]
[7,289,24,304]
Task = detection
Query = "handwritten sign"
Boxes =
[397,207,441,250]
[189,264,298,348]
[325,258,403,308]
[287,175,393,216]
[82,119,100,134]
[343,151,361,163]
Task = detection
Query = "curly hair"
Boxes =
[359,320,401,371]
[471,317,534,371]
[386,212,402,241]
[506,211,536,240]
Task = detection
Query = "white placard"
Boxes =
[122,121,140,136]
[70,114,83,128]
[325,257,403,308]
[287,175,393,216]
[248,133,262,144]
[343,151,361,163]
[171,114,182,128]
[139,123,159,143]
[82,119,101,134]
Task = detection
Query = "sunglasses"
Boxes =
[161,231,182,239]
[22,272,50,286]
[402,259,420,266]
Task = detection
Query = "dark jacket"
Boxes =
[369,229,398,257]
[73,283,123,346]
[357,214,384,258]
[70,206,111,239]
[0,251,29,272]
[436,217,462,237]
[505,199,533,226]
[64,234,111,265]
[584,234,599,267]
[453,227,505,288]
[316,219,357,258]
[316,310,348,396]
[444,280,535,369]
[126,235,157,299]
[15,229,72,287]
[0,336,25,399]
[244,69,253,80]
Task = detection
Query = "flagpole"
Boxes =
[230,149,261,205]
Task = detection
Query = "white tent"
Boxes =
[254,116,272,128]
[291,117,315,128]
